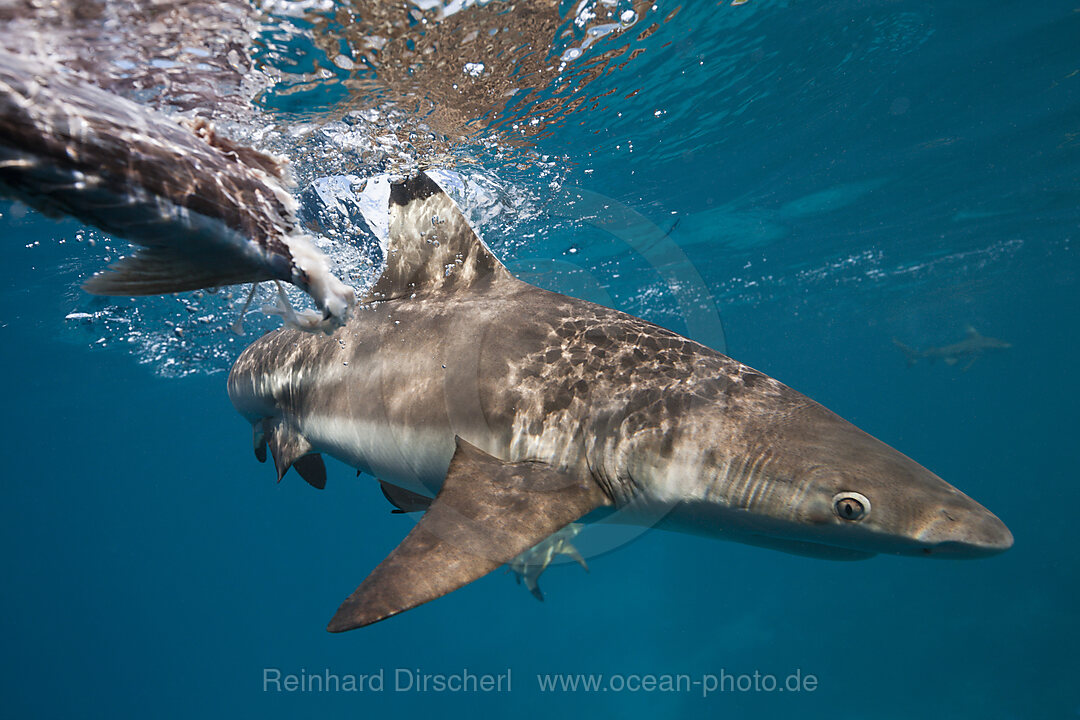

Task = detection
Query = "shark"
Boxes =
[228,172,1013,632]
[893,327,1012,371]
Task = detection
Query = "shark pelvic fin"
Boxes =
[366,172,512,302]
[379,481,433,514]
[326,437,611,631]
[264,419,325,489]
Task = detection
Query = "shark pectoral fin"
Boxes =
[293,454,327,490]
[379,481,433,514]
[265,420,319,485]
[326,437,611,632]
[944,357,959,366]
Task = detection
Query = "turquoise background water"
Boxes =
[2,1,1078,717]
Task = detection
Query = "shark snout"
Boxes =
[916,504,1013,557]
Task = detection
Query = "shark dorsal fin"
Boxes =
[366,172,512,301]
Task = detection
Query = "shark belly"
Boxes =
[302,413,453,495]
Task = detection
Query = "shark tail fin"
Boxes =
[892,338,921,366]
[82,246,275,296]
[366,171,512,302]
[0,50,353,325]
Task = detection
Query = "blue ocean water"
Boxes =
[1,1,1077,718]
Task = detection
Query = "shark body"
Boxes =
[893,328,1012,371]
[229,173,1013,632]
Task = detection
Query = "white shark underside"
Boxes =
[229,172,1013,632]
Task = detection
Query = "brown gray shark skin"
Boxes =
[0,49,353,324]
[228,172,1013,632]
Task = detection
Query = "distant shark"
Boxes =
[228,172,1013,632]
[893,327,1011,371]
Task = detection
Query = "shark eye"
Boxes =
[833,492,870,522]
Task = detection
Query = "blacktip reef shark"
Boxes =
[0,49,354,329]
[228,172,1013,632]
[893,327,1012,372]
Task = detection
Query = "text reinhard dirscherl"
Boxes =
[263,668,512,694]
[262,668,819,697]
